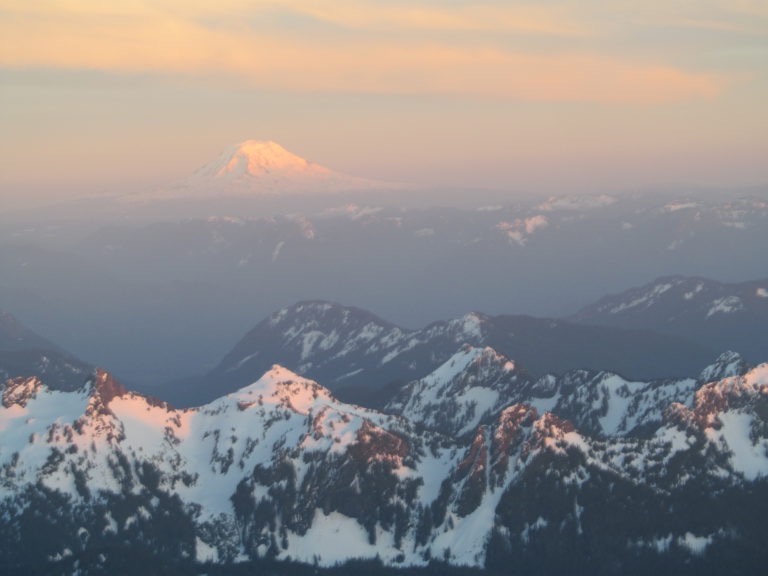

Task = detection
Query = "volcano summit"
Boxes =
[143,140,393,199]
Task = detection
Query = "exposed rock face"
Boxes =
[2,376,43,408]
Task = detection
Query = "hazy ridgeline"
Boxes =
[1,183,767,389]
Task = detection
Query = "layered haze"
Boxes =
[0,140,765,387]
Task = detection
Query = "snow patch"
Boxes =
[610,283,674,314]
[597,375,634,436]
[300,331,332,361]
[714,411,768,480]
[496,216,548,246]
[455,314,484,340]
[282,510,396,567]
[537,194,616,211]
[683,283,704,300]
[103,511,118,535]
[523,215,548,234]
[677,532,713,555]
[632,532,714,555]
[271,240,285,262]
[196,537,218,563]
[654,426,694,456]
[707,296,744,317]
[521,517,548,543]
[663,202,698,213]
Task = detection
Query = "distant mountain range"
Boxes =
[2,271,767,573]
[1,346,766,574]
[572,276,768,364]
[1,269,762,410]
[157,300,715,408]
[1,157,766,387]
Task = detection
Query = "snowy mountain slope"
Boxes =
[169,301,714,408]
[3,354,768,574]
[195,302,491,405]
[0,309,92,391]
[0,367,465,570]
[392,351,768,570]
[571,276,768,364]
[386,348,751,440]
[573,276,768,323]
[385,346,534,437]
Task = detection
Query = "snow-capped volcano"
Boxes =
[193,140,333,182]
[137,140,394,199]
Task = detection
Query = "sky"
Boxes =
[1,0,767,208]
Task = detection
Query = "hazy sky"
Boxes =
[1,0,767,207]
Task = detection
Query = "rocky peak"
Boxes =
[453,426,490,517]
[494,404,539,449]
[531,413,577,449]
[447,312,488,342]
[82,369,128,418]
[225,365,334,415]
[698,351,750,384]
[384,346,529,437]
[490,404,539,487]
[87,369,128,403]
[2,376,44,408]
[351,420,410,464]
[667,363,768,431]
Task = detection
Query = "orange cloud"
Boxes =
[0,1,725,103]
[279,1,594,36]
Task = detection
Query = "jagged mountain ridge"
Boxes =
[385,346,534,437]
[169,300,715,408]
[2,349,768,574]
[572,275,768,364]
[385,347,749,439]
